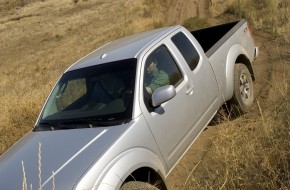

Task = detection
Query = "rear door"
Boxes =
[171,31,219,124]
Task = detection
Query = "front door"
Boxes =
[140,43,204,169]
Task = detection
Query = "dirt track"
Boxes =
[166,0,209,24]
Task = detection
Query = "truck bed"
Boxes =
[191,19,246,57]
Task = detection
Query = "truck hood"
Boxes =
[0,124,129,190]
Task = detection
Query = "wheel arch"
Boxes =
[75,148,167,190]
[225,44,255,100]
[236,54,255,81]
[99,148,167,190]
[122,167,167,189]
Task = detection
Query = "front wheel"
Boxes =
[120,181,159,190]
[229,63,254,114]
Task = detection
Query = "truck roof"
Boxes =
[67,25,179,71]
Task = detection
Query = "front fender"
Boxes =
[225,44,250,100]
[75,148,166,190]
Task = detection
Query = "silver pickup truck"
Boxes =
[0,19,258,190]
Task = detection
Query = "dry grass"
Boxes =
[182,56,290,189]
[1,0,290,189]
[181,1,290,189]
[184,94,290,189]
[182,17,210,31]
[210,0,290,41]
[0,0,170,155]
[1,1,172,188]
[231,0,289,40]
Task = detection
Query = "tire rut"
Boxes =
[165,0,208,25]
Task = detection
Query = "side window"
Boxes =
[143,45,183,110]
[171,32,200,71]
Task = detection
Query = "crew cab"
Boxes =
[0,19,258,189]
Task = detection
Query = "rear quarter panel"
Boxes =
[208,21,256,102]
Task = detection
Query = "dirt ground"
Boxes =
[0,0,289,189]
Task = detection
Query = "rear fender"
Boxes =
[225,44,254,100]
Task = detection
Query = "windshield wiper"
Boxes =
[35,118,124,131]
[36,120,92,131]
[34,122,66,131]
[85,118,130,127]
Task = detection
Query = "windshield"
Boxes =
[37,59,137,129]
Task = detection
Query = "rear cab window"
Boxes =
[171,32,200,71]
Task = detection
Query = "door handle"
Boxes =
[186,84,194,95]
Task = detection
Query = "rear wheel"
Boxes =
[120,181,159,190]
[230,63,254,114]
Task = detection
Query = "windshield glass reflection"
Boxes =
[38,59,136,127]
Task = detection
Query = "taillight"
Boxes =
[247,22,255,43]
[247,22,259,59]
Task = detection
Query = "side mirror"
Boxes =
[151,85,176,107]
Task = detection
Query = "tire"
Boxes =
[120,181,159,190]
[230,63,254,114]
